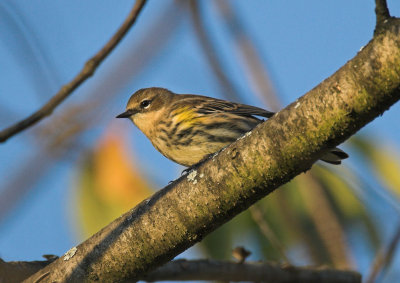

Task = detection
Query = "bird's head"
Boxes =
[116,87,174,133]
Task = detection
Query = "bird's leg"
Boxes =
[180,153,216,176]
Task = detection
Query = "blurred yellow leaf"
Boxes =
[74,125,153,238]
[93,129,152,207]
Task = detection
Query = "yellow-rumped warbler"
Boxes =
[116,87,348,166]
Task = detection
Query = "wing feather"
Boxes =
[175,95,274,118]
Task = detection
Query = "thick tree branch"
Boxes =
[0,0,147,143]
[26,18,400,283]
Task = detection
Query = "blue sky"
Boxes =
[1,0,400,280]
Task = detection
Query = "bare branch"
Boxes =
[0,0,147,143]
[1,258,361,283]
[249,205,291,263]
[143,259,361,282]
[366,224,400,283]
[298,173,354,269]
[0,2,182,222]
[214,0,281,111]
[24,18,400,282]
[188,0,243,102]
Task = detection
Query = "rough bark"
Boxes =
[25,18,400,283]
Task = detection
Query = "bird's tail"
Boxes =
[320,148,349,165]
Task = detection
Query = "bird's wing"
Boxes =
[194,98,275,118]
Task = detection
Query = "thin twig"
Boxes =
[274,191,324,264]
[366,224,400,283]
[1,1,62,100]
[0,0,147,143]
[0,105,92,222]
[249,205,291,263]
[0,2,182,222]
[188,0,243,102]
[375,0,390,31]
[142,259,361,282]
[299,172,354,269]
[214,0,281,111]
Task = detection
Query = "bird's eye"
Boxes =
[140,100,152,109]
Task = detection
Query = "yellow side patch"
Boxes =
[172,107,204,127]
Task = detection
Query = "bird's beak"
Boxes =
[116,109,137,118]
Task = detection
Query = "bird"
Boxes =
[116,87,348,167]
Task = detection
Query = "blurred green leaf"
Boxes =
[351,136,400,198]
[313,165,381,251]
[313,166,362,218]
